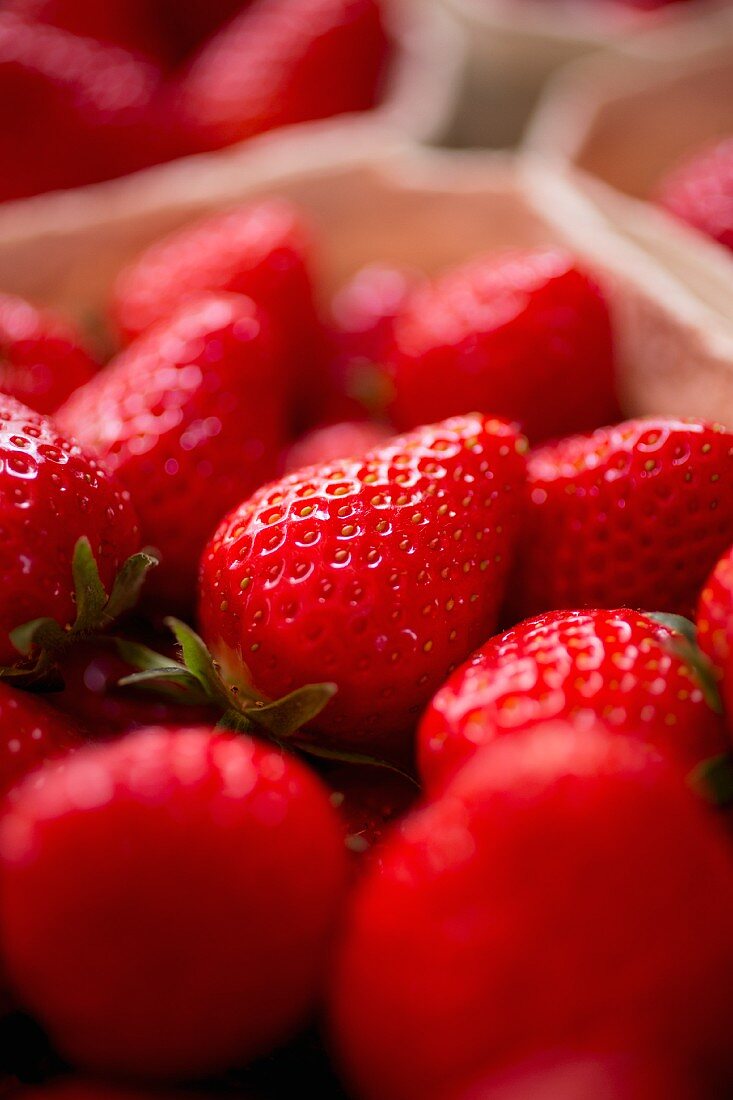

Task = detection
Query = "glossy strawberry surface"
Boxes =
[0,682,82,798]
[57,294,286,612]
[0,727,347,1079]
[418,609,728,792]
[176,0,391,151]
[200,414,527,757]
[657,136,733,252]
[331,723,733,1100]
[0,395,139,666]
[387,249,618,444]
[517,417,733,618]
[0,15,168,202]
[0,294,98,414]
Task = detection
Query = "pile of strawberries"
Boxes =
[2,193,733,1099]
[0,0,392,202]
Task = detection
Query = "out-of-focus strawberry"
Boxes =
[57,294,286,613]
[6,0,168,60]
[0,682,82,799]
[386,249,618,444]
[326,764,417,863]
[0,293,99,414]
[0,15,174,203]
[283,420,392,474]
[175,0,392,152]
[656,136,733,251]
[517,417,733,619]
[110,199,322,425]
[323,262,419,422]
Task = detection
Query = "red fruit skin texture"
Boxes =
[330,723,733,1100]
[323,262,419,423]
[0,395,139,666]
[0,727,347,1080]
[697,543,733,720]
[0,293,99,414]
[199,414,528,758]
[517,417,733,619]
[387,249,618,445]
[0,15,170,203]
[656,137,733,253]
[0,682,81,799]
[49,639,218,737]
[56,294,286,612]
[111,200,317,345]
[418,608,729,792]
[442,1053,701,1100]
[175,0,391,152]
[283,420,393,474]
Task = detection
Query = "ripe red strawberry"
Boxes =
[57,293,286,612]
[418,608,728,792]
[330,722,733,1100]
[386,249,618,444]
[0,682,81,798]
[0,15,170,203]
[0,395,139,667]
[199,413,527,758]
[175,0,391,152]
[0,293,98,414]
[0,726,347,1079]
[110,199,322,424]
[283,420,392,474]
[323,262,419,422]
[697,544,733,715]
[327,764,417,862]
[656,136,733,252]
[48,637,217,737]
[517,417,733,619]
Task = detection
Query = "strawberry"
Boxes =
[0,15,170,203]
[48,636,217,737]
[0,682,81,798]
[386,249,618,444]
[517,417,733,619]
[198,413,527,759]
[697,544,733,717]
[175,0,391,152]
[0,726,347,1079]
[109,199,322,425]
[283,420,392,474]
[56,294,287,613]
[418,608,728,792]
[0,395,140,668]
[656,136,733,252]
[323,262,419,422]
[0,294,98,415]
[330,722,733,1100]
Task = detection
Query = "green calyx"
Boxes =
[119,618,416,781]
[1,536,158,688]
[119,617,337,743]
[645,611,723,715]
